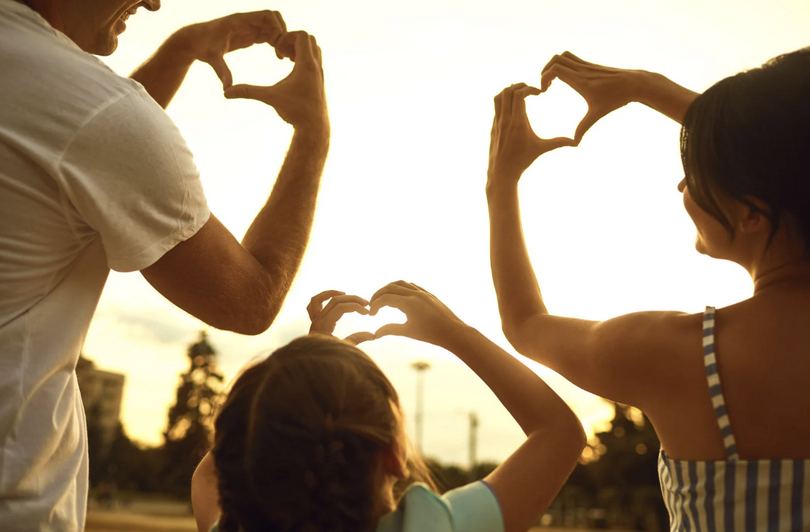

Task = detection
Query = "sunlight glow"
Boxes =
[79,0,810,464]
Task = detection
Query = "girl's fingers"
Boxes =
[320,302,370,326]
[320,295,369,317]
[369,282,417,310]
[344,331,374,345]
[374,322,409,340]
[368,292,413,317]
[307,290,345,320]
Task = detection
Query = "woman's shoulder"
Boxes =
[376,481,504,532]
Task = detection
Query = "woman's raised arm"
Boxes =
[540,51,699,142]
[486,84,697,408]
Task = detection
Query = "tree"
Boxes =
[161,331,225,497]
[587,403,667,531]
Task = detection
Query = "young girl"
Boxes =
[486,48,810,530]
[191,282,586,532]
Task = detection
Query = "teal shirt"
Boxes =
[209,481,504,532]
[377,481,504,532]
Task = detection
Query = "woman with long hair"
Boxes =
[487,48,810,530]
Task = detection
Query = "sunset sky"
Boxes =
[82,0,810,466]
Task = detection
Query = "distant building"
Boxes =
[76,356,125,451]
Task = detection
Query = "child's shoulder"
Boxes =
[376,481,504,532]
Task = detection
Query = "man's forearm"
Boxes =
[487,181,547,340]
[241,127,330,321]
[130,31,196,109]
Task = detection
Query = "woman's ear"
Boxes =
[382,441,409,480]
[736,196,772,235]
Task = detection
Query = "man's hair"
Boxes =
[213,335,435,532]
[680,46,810,251]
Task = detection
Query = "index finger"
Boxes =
[368,293,414,317]
[238,10,287,34]
[370,281,417,306]
[307,290,345,320]
[511,84,541,116]
[540,51,584,75]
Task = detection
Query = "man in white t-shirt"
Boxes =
[0,0,331,529]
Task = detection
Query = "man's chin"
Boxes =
[90,34,119,56]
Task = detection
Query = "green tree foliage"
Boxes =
[161,331,225,497]
[588,404,666,530]
[547,403,668,530]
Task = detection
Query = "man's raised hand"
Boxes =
[224,31,327,132]
[487,83,575,184]
[173,11,291,90]
[307,290,374,346]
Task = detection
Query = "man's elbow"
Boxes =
[230,301,281,336]
[213,287,283,336]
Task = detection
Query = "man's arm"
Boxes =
[130,11,290,109]
[141,31,328,335]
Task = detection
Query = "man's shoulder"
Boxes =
[0,1,145,117]
[0,2,156,162]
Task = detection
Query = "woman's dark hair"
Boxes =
[212,335,435,532]
[680,46,810,251]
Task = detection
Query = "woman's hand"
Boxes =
[487,83,576,185]
[540,52,647,142]
[307,290,374,345]
[368,281,468,348]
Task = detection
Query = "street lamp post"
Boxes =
[468,411,479,480]
[411,361,431,452]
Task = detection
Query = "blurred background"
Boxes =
[79,0,810,530]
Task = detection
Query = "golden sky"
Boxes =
[83,0,810,465]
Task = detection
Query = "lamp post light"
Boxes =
[468,411,479,480]
[411,360,431,452]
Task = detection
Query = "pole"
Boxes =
[411,361,430,452]
[468,411,478,480]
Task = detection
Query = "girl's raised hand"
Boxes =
[307,290,374,345]
[368,281,467,348]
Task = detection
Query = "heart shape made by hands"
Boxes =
[331,306,407,343]
[525,80,588,142]
[218,44,294,92]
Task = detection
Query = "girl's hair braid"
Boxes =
[213,335,434,532]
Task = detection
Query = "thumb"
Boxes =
[574,108,602,144]
[374,323,409,340]
[344,332,375,346]
[208,56,234,90]
[541,136,578,152]
[224,84,272,103]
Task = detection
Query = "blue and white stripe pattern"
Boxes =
[657,306,810,532]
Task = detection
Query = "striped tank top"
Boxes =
[658,306,810,532]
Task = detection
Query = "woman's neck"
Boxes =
[752,258,810,295]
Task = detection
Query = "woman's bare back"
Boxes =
[647,282,810,461]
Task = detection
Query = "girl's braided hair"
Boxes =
[213,335,433,532]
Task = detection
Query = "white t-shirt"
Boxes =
[0,1,210,530]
